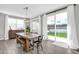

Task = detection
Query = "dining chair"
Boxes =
[30,31,38,34]
[32,35,43,50]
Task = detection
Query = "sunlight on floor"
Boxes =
[48,36,69,48]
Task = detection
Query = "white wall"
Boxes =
[0,13,6,40]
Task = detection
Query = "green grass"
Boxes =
[48,32,67,38]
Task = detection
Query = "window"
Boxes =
[31,18,40,34]
[8,17,25,30]
[56,12,67,25]
[47,16,55,25]
[8,17,17,30]
[32,21,39,32]
[17,19,25,30]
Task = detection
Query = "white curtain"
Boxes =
[67,5,79,49]
[42,14,48,40]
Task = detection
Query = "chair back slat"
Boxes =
[38,35,43,42]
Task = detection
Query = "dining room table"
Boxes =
[16,32,40,52]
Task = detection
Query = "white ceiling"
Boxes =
[0,4,68,18]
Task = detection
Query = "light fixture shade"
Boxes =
[24,7,28,18]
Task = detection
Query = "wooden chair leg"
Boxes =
[37,43,39,54]
[33,42,34,50]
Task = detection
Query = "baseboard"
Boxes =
[0,37,9,40]
[0,37,5,40]
[5,37,9,40]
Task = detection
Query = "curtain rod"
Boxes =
[46,4,76,15]
[46,6,67,15]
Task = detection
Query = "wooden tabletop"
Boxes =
[16,32,40,39]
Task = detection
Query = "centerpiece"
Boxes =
[26,26,30,34]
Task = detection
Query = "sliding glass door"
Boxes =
[47,10,68,44]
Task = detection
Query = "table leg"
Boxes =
[16,36,19,43]
[25,38,31,52]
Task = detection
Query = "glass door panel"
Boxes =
[56,12,67,43]
[47,15,55,41]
